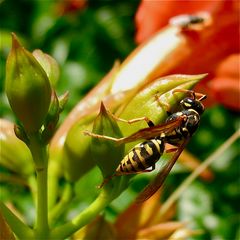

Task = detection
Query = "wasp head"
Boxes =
[180,97,205,115]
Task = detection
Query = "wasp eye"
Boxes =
[180,97,205,114]
[181,98,193,109]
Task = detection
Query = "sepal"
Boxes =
[90,102,124,178]
[33,49,60,87]
[14,124,29,145]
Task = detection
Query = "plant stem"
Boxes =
[28,174,37,205]
[48,159,61,210]
[28,133,49,239]
[36,165,48,237]
[49,190,112,239]
[159,130,240,218]
[0,202,34,239]
[49,182,74,227]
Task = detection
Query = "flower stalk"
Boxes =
[49,190,113,240]
[28,133,49,238]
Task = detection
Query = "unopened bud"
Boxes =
[5,33,51,133]
[63,117,96,182]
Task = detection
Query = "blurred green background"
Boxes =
[0,0,239,239]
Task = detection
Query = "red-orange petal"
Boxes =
[135,0,227,43]
[210,76,240,111]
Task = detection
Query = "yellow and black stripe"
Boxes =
[116,139,164,174]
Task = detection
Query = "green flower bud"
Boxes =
[63,116,96,182]
[5,33,51,133]
[0,119,34,176]
[118,74,206,151]
[90,102,124,178]
[33,49,60,87]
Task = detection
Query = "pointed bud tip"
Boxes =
[58,91,69,111]
[11,33,22,49]
[63,91,69,98]
[100,102,107,114]
[196,73,208,80]
[59,91,69,101]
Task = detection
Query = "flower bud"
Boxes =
[118,74,206,151]
[0,119,34,176]
[5,33,51,133]
[90,102,124,178]
[63,116,96,182]
[33,49,60,87]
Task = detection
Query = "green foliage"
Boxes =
[0,0,138,118]
[0,1,239,240]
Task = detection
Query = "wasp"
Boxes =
[84,89,206,202]
[169,12,212,30]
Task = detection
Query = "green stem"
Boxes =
[28,174,37,205]
[159,130,240,218]
[0,202,34,239]
[49,190,112,240]
[49,182,74,227]
[28,133,49,238]
[48,160,61,210]
[36,165,48,236]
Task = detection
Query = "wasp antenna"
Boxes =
[198,94,207,101]
[193,92,207,101]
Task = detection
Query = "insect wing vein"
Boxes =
[135,138,189,203]
[118,117,184,145]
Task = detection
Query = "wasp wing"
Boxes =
[135,138,189,203]
[117,117,184,145]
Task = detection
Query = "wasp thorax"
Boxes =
[180,97,205,115]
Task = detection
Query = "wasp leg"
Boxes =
[97,176,113,188]
[83,131,124,142]
[154,94,172,116]
[165,147,178,153]
[97,165,156,188]
[84,113,155,140]
[108,111,154,127]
